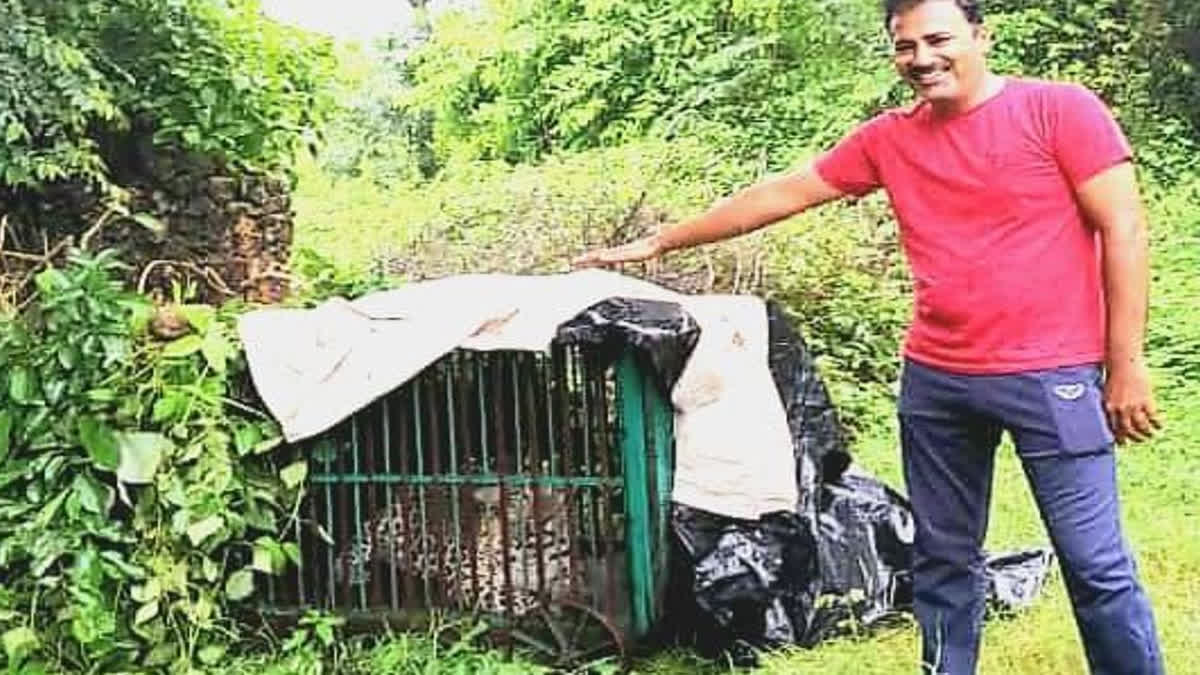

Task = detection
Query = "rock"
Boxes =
[226,201,253,218]
[2,132,296,307]
[206,176,237,203]
[183,195,215,218]
[261,195,289,215]
[240,175,269,204]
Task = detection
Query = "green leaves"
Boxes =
[186,516,225,547]
[224,568,255,601]
[0,410,12,464]
[73,473,115,515]
[161,305,235,373]
[393,0,889,169]
[133,600,159,626]
[8,366,37,404]
[78,418,119,471]
[114,432,170,485]
[252,537,299,575]
[0,0,335,196]
[162,334,203,359]
[280,461,308,490]
[198,644,227,665]
[201,328,234,374]
[0,251,290,671]
[2,626,39,664]
[176,304,215,333]
[5,120,27,143]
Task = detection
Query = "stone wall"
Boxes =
[1,138,294,306]
[95,146,294,305]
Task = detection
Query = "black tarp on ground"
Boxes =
[555,297,1054,666]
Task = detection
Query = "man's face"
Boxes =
[889,0,990,107]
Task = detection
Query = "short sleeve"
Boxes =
[813,116,887,198]
[1049,84,1133,188]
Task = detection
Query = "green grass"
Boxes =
[286,158,1200,673]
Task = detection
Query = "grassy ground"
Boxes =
[287,161,1200,673]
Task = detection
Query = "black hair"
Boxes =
[883,0,984,29]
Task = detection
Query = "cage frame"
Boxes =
[259,341,675,668]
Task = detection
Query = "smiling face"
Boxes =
[889,0,992,114]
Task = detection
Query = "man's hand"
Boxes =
[1103,358,1162,444]
[572,235,663,268]
[572,166,845,269]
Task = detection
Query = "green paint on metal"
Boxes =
[579,349,598,557]
[293,346,676,641]
[511,357,524,474]
[445,363,463,572]
[350,416,367,609]
[381,399,399,609]
[322,441,338,608]
[644,371,673,588]
[616,352,653,636]
[545,351,559,476]
[477,358,491,473]
[412,384,432,608]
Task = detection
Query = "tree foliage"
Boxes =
[397,0,895,168]
[335,0,1199,181]
[0,0,335,194]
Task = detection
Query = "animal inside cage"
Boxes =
[262,341,674,666]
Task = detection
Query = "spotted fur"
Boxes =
[334,484,577,616]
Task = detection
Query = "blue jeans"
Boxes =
[898,359,1162,675]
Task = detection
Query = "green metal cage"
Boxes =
[263,341,674,666]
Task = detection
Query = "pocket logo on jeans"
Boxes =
[1053,383,1086,401]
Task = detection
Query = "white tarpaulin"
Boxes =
[237,269,797,520]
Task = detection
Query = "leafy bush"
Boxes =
[314,44,438,187]
[1144,177,1200,387]
[761,196,910,430]
[0,252,296,672]
[292,135,909,434]
[0,0,335,194]
[320,0,1200,187]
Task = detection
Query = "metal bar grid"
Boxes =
[266,345,674,647]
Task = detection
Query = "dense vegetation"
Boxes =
[0,0,333,261]
[1,1,328,672]
[1,0,1198,672]
[0,0,331,191]
[330,0,1199,178]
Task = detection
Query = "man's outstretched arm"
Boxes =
[1075,160,1162,444]
[572,165,846,267]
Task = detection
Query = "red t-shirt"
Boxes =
[814,77,1132,374]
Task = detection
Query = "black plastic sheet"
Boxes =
[556,297,701,399]
[556,296,1054,666]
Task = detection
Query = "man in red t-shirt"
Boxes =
[574,0,1163,673]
